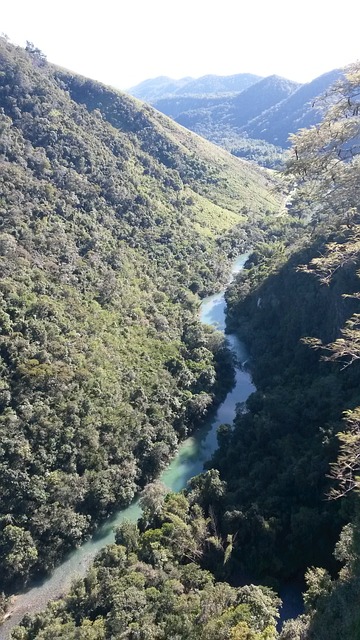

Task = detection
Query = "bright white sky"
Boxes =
[2,0,359,89]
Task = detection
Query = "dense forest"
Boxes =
[221,64,360,637]
[8,485,282,640]
[0,36,284,593]
[1,37,360,640]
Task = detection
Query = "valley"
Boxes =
[0,36,359,640]
[1,255,256,637]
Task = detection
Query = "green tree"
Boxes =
[114,520,140,555]
[279,60,360,640]
[285,62,360,227]
[139,481,168,522]
[0,525,38,581]
[286,62,360,499]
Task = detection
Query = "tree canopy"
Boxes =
[0,36,282,588]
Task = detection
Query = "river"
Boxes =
[0,254,302,638]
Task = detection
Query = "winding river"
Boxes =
[1,254,300,638]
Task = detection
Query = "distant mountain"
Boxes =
[127,72,261,102]
[171,74,300,130]
[133,69,343,166]
[127,75,193,101]
[172,72,262,96]
[241,69,343,147]
[224,75,301,128]
[150,74,300,168]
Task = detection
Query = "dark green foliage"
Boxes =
[209,238,360,580]
[278,61,360,639]
[198,63,360,615]
[11,490,280,639]
[280,513,360,639]
[0,37,280,587]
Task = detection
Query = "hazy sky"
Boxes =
[2,0,359,89]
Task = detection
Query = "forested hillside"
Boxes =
[2,35,360,640]
[154,75,299,129]
[9,485,282,640]
[0,37,282,590]
[218,241,359,578]
[220,63,360,638]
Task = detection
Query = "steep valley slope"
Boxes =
[0,38,282,589]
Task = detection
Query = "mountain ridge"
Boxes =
[128,71,263,101]
[129,68,343,165]
[241,67,343,146]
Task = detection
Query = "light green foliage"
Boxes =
[334,523,356,575]
[0,526,38,581]
[327,409,360,499]
[279,616,310,640]
[139,482,168,520]
[303,567,332,612]
[114,520,140,555]
[286,62,360,226]
[187,469,226,508]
